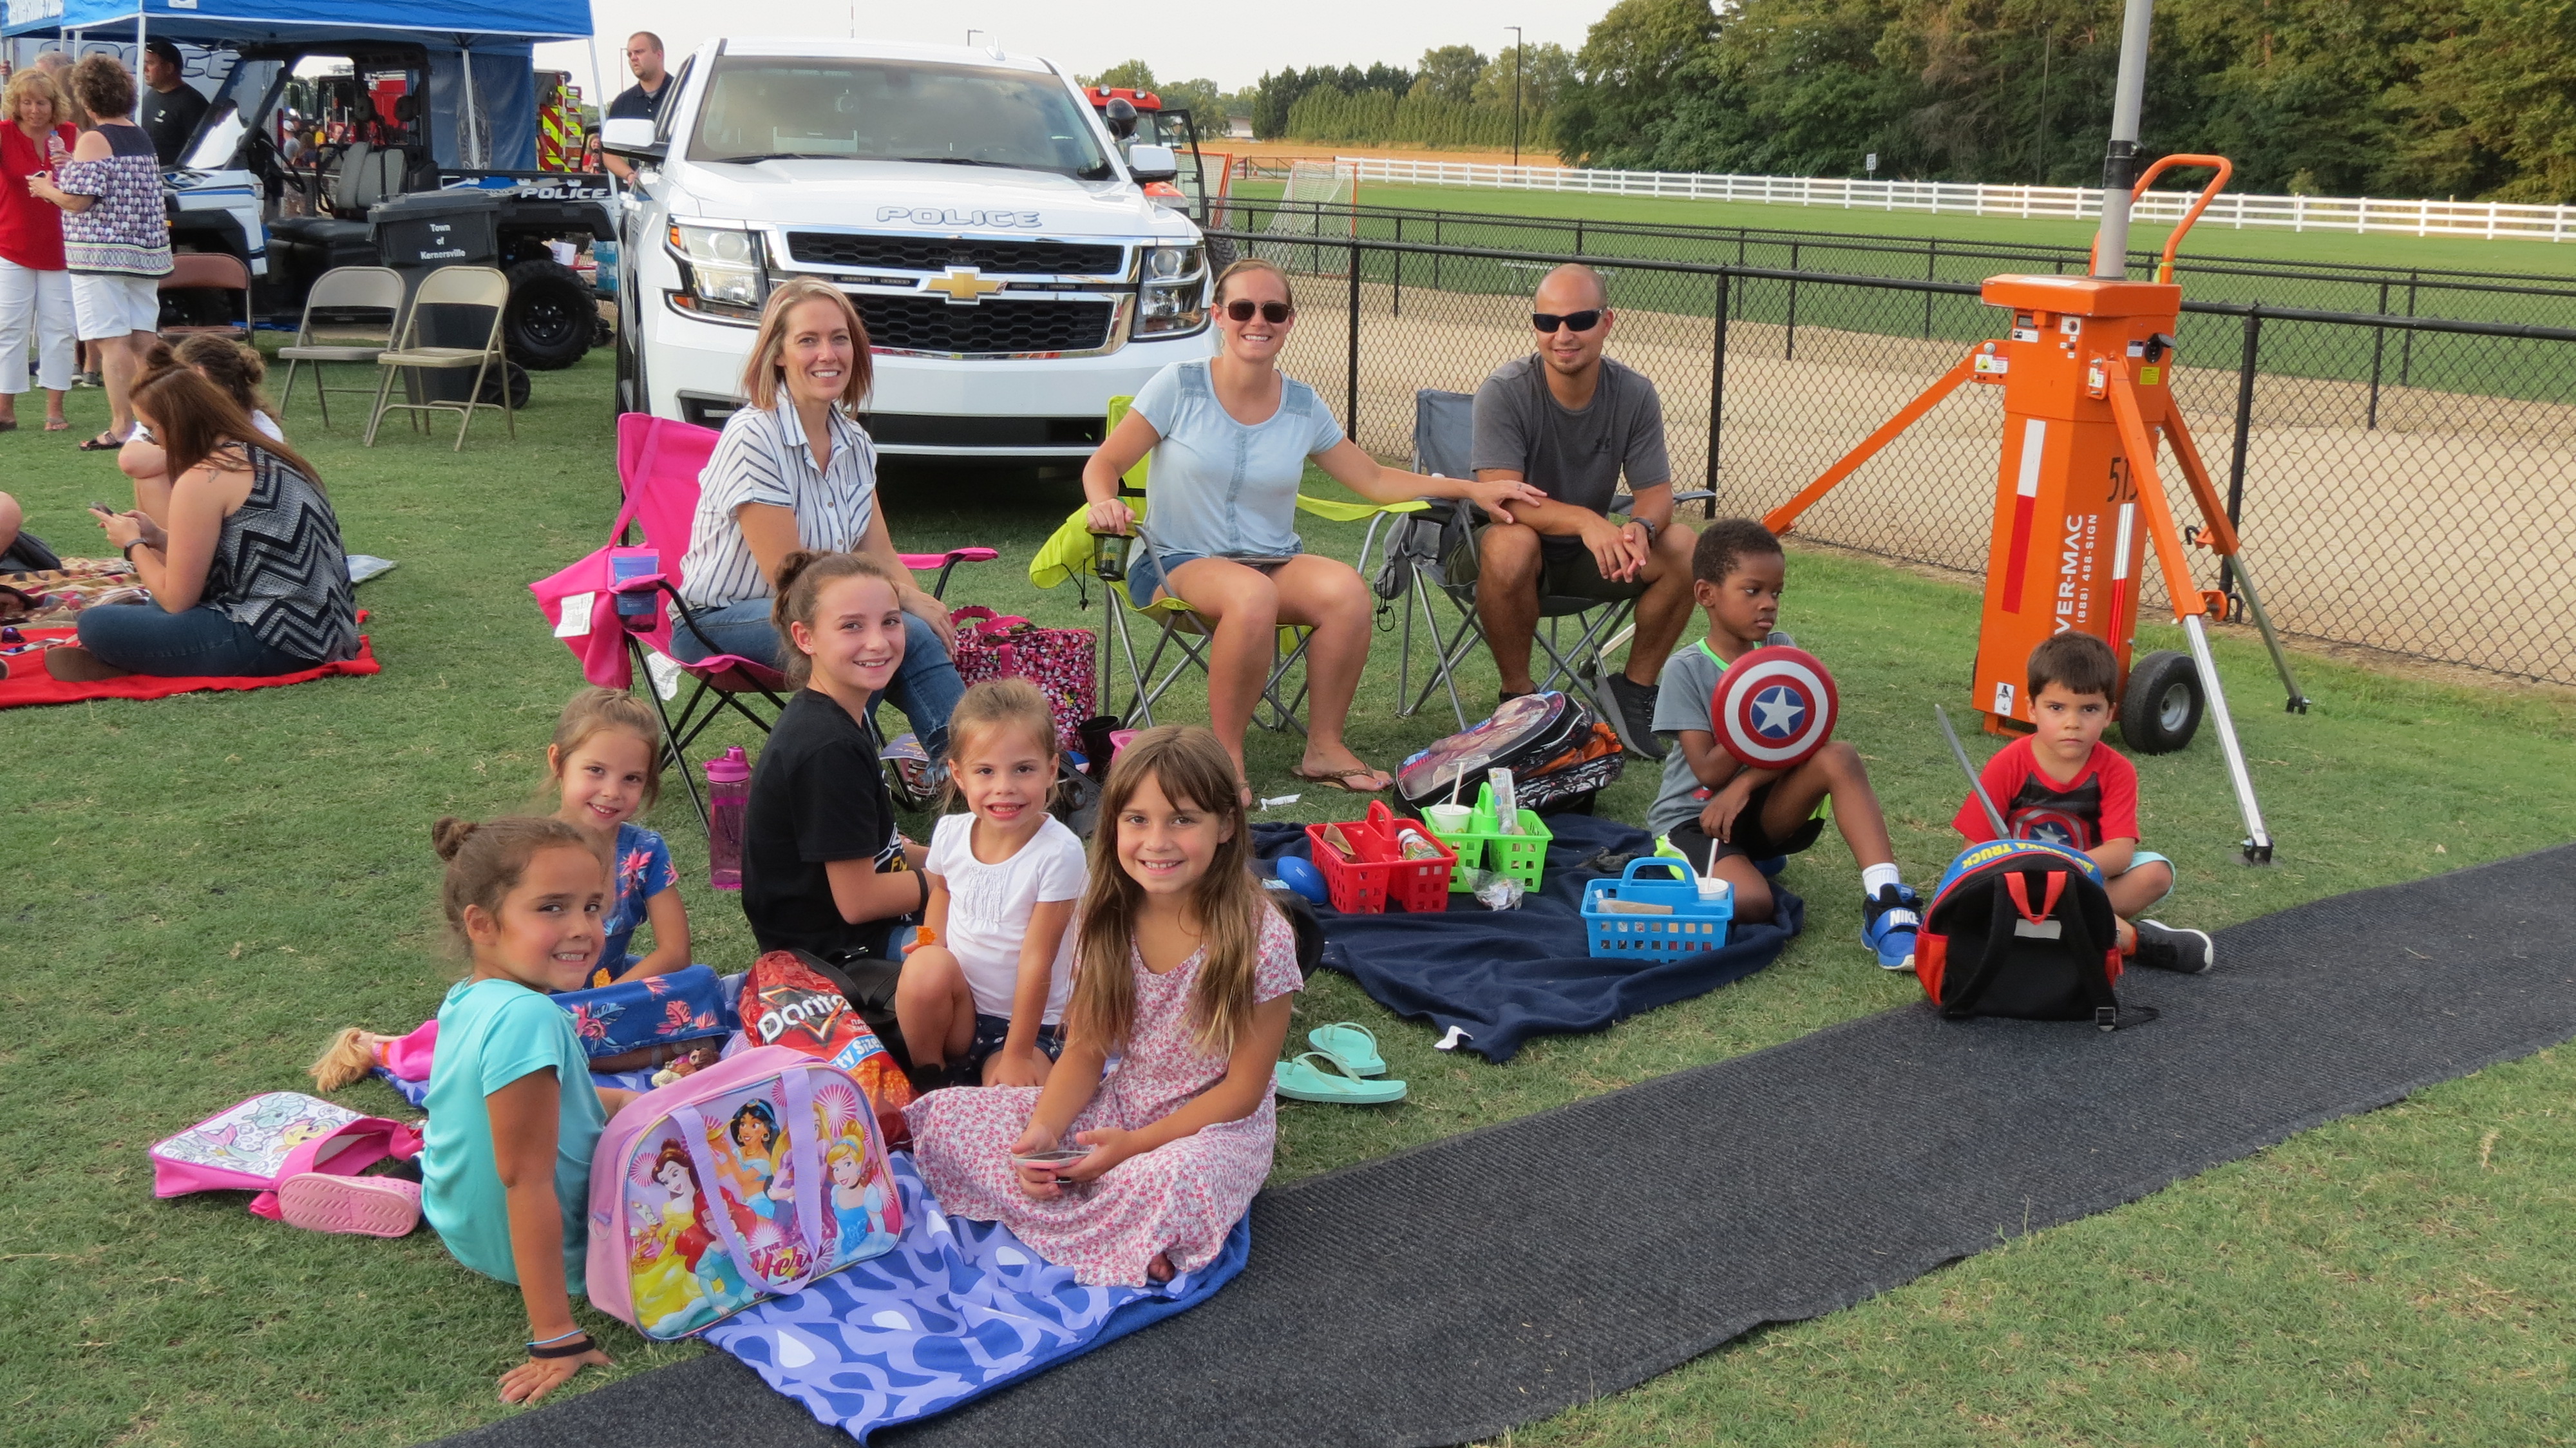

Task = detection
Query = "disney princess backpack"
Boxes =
[587,1045,904,1340]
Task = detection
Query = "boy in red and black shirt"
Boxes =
[1953,633,2214,975]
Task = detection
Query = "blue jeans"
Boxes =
[75,602,314,676]
[668,598,965,752]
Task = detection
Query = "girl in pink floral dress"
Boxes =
[906,726,1302,1287]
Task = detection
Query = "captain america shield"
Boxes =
[1712,645,1840,768]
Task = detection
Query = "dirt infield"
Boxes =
[1273,278,2576,683]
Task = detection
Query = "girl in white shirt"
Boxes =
[897,678,1088,1087]
[119,335,285,522]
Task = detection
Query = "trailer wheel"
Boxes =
[2119,649,2202,754]
[503,258,594,371]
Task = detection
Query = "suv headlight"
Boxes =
[667,221,768,321]
[1136,244,1207,337]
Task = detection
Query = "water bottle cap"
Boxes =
[703,745,751,783]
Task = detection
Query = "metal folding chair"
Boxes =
[278,266,406,429]
[1364,388,1711,730]
[365,265,513,450]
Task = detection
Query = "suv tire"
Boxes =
[503,258,594,371]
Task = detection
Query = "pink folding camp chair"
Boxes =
[532,414,996,827]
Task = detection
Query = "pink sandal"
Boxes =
[276,1172,422,1238]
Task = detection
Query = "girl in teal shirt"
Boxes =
[419,815,640,1405]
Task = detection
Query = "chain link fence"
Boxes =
[1217,218,2576,685]
[1229,198,2576,332]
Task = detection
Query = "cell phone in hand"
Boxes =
[1011,1147,1091,1168]
[90,501,118,515]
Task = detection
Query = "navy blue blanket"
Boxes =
[1254,815,1804,1062]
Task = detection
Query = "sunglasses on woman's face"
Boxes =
[1223,300,1295,324]
[1531,309,1605,333]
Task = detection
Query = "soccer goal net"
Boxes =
[1257,161,1358,276]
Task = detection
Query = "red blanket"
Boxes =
[0,623,379,709]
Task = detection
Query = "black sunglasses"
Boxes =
[1224,300,1295,324]
[1532,309,1605,333]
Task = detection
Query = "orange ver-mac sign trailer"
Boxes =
[1763,155,2308,864]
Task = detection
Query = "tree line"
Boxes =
[1242,0,2576,202]
[1252,45,1574,150]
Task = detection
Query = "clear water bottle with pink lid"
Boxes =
[705,747,750,890]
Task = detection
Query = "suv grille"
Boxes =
[786,233,1125,276]
[855,294,1116,356]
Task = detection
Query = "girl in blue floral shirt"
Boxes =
[546,687,694,987]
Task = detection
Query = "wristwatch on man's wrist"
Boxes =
[1627,515,1658,542]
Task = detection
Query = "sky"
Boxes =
[534,0,1605,105]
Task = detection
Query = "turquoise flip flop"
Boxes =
[1273,1051,1407,1105]
[1307,1022,1385,1077]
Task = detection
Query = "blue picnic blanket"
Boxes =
[1254,814,1805,1063]
[705,1154,1249,1442]
[374,1063,659,1109]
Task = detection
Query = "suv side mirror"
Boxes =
[1103,97,1138,140]
[601,117,665,162]
[1126,143,1178,185]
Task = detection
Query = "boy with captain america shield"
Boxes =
[1642,519,1926,971]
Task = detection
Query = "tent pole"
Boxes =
[585,33,614,193]
[459,44,480,166]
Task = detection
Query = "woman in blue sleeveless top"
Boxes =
[1083,258,1542,799]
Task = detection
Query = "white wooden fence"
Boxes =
[1338,157,2576,243]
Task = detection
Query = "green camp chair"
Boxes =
[1029,395,1426,734]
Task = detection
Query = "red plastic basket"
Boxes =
[1305,801,1456,913]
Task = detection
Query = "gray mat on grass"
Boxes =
[431,844,2576,1448]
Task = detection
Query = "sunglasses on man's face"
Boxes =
[1224,300,1295,324]
[1532,309,1605,334]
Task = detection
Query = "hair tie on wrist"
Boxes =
[527,1332,594,1359]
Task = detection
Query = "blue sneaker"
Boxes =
[1754,855,1787,879]
[1862,883,1922,971]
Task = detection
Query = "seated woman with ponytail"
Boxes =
[50,354,357,680]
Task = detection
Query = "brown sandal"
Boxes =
[1289,763,1392,794]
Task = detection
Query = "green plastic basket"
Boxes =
[1424,783,1552,893]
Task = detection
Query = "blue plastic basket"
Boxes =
[1581,856,1734,958]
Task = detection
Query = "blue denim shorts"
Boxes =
[1124,548,1293,604]
[966,1013,1065,1072]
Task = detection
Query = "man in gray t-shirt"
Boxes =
[1453,263,1699,759]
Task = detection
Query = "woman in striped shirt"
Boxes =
[672,278,965,752]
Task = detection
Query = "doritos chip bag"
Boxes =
[741,951,917,1147]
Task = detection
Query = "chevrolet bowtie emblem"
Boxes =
[922,267,1005,304]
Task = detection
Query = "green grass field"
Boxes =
[1249,179,2576,280]
[1227,180,2576,403]
[5,351,2573,1445]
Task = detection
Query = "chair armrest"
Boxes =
[1612,490,1716,513]
[1294,493,1428,524]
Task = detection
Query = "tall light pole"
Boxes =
[2091,0,2154,278]
[1505,25,1523,167]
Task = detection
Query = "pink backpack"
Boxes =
[586,1046,904,1340]
[149,1092,422,1221]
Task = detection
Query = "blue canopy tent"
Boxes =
[3,0,597,169]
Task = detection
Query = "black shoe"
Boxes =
[1580,847,1647,875]
[2132,919,2215,974]
[1602,673,1667,760]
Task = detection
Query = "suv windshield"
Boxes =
[689,57,1113,178]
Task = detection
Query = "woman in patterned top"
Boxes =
[25,54,172,452]
[48,357,358,680]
